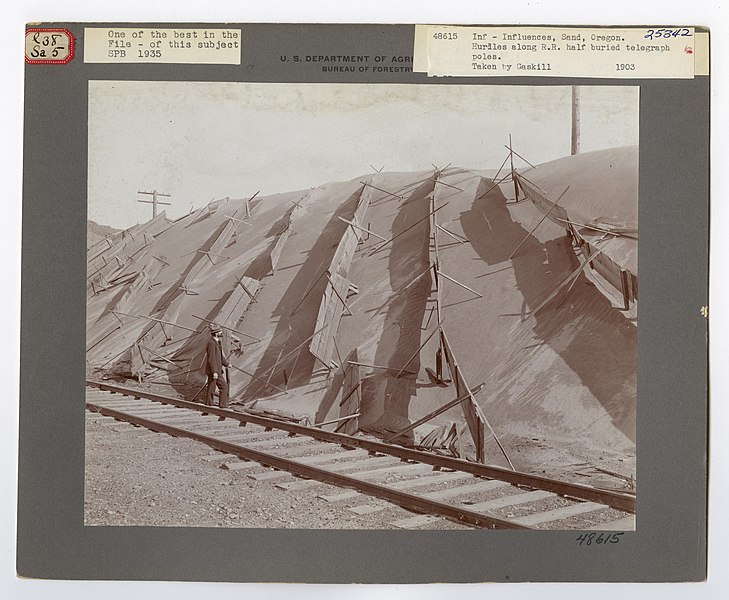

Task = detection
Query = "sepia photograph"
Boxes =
[84,81,638,531]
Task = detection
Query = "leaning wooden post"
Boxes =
[508,185,571,260]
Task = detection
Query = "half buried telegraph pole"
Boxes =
[571,85,580,155]
[138,189,172,219]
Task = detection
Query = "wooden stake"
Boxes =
[509,134,520,202]
[138,344,180,367]
[86,326,121,352]
[112,311,200,333]
[190,314,261,342]
[436,269,483,298]
[235,276,258,302]
[359,181,403,200]
[314,413,360,428]
[337,216,387,241]
[430,178,464,192]
[477,171,513,200]
[289,259,328,316]
[228,363,288,395]
[245,325,328,380]
[395,326,440,378]
[372,203,449,254]
[435,224,467,244]
[508,185,571,260]
[345,361,416,375]
[325,274,355,316]
[338,381,362,407]
[529,248,605,315]
[384,384,485,443]
[503,145,538,169]
[490,153,511,185]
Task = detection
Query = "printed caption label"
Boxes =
[414,26,699,78]
[84,27,241,64]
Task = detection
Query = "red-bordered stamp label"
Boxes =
[25,28,75,64]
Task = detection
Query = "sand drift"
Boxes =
[87,159,636,470]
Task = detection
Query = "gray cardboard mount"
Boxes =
[18,23,708,583]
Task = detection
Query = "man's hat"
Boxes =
[209,323,222,334]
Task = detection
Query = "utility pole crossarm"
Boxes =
[138,190,172,219]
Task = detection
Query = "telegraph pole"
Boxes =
[571,86,581,155]
[138,190,172,219]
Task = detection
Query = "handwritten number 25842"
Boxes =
[644,28,691,40]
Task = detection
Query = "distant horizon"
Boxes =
[88,82,639,229]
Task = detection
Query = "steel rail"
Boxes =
[86,380,635,513]
[85,398,532,530]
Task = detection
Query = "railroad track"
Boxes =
[86,380,635,530]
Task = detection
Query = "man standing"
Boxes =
[205,323,230,408]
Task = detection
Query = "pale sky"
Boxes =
[88,82,638,229]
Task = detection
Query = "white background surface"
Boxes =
[2,1,726,598]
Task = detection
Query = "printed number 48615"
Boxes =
[576,532,624,546]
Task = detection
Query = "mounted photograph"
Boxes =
[84,81,638,531]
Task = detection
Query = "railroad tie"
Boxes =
[275,479,322,491]
[221,461,261,472]
[513,501,605,527]
[198,453,231,462]
[597,514,635,531]
[277,442,341,457]
[244,435,314,449]
[294,448,370,465]
[386,471,473,491]
[326,456,401,473]
[349,462,434,480]
[348,503,389,516]
[215,429,287,442]
[318,490,361,503]
[248,470,292,482]
[388,514,443,530]
[467,489,552,512]
[421,479,510,501]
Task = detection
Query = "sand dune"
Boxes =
[87,163,636,476]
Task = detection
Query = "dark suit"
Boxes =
[205,336,230,407]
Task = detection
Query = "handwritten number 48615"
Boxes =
[575,532,624,546]
[644,28,691,40]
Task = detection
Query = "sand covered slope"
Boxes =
[88,164,636,473]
